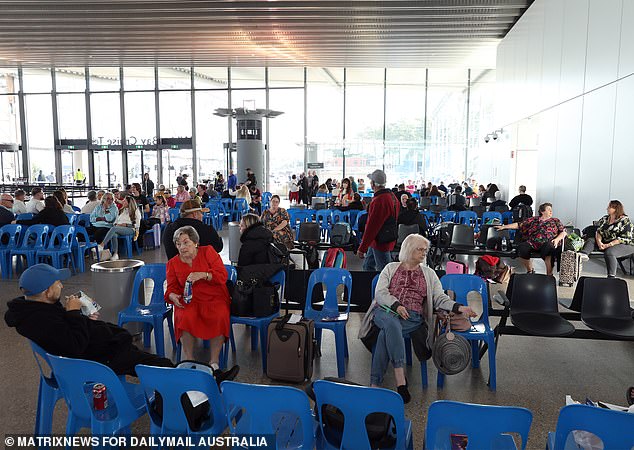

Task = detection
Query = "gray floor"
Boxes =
[1,229,633,449]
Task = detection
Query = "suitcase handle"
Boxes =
[276,313,293,330]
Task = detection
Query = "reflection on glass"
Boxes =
[61,150,89,185]
[162,149,193,190]
[57,94,87,138]
[159,91,191,137]
[89,68,120,92]
[0,95,20,144]
[269,68,304,88]
[230,67,265,89]
[0,68,19,95]
[195,91,228,181]
[25,94,55,181]
[269,88,303,196]
[1,151,21,183]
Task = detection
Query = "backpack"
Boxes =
[321,247,347,268]
[512,204,533,223]
[330,222,351,246]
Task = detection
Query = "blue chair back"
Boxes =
[221,381,315,448]
[168,208,180,222]
[425,400,533,450]
[482,211,503,224]
[315,210,332,229]
[261,192,272,209]
[135,364,226,435]
[71,205,81,212]
[224,264,237,284]
[501,211,514,225]
[18,225,50,250]
[439,211,456,223]
[30,340,57,387]
[47,355,142,431]
[269,270,286,301]
[16,213,34,221]
[77,214,91,228]
[550,404,634,450]
[220,198,233,211]
[65,213,77,224]
[457,211,478,227]
[45,225,75,250]
[174,202,183,209]
[440,274,490,324]
[332,210,351,224]
[304,268,352,320]
[130,264,167,308]
[0,224,23,249]
[352,210,367,231]
[313,380,410,450]
[371,273,379,298]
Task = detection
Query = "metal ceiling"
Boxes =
[0,0,533,68]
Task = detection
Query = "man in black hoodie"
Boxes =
[5,264,174,376]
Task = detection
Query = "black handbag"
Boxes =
[231,279,257,316]
[252,282,280,317]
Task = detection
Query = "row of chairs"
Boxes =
[30,341,633,449]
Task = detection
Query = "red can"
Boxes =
[93,383,108,410]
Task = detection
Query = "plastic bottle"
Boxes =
[501,236,508,251]
[183,280,193,304]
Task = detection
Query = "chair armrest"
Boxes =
[494,290,510,307]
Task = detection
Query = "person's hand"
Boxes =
[495,225,504,230]
[551,237,562,247]
[169,293,184,308]
[64,295,82,312]
[187,272,209,283]
[357,251,366,259]
[88,312,100,320]
[396,305,410,320]
[458,305,477,318]
[597,241,607,251]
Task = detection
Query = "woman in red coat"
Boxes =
[165,225,238,381]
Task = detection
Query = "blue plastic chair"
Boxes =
[371,274,428,389]
[501,211,514,225]
[47,355,146,437]
[232,198,249,221]
[261,191,272,210]
[221,381,316,449]
[72,225,99,273]
[174,201,183,209]
[118,264,176,358]
[440,274,496,390]
[135,364,228,437]
[331,210,351,224]
[16,213,34,221]
[168,207,180,223]
[10,224,50,277]
[226,270,285,372]
[438,210,456,223]
[304,268,352,378]
[292,210,313,234]
[77,213,92,228]
[315,210,333,239]
[71,205,81,213]
[36,225,76,272]
[65,213,77,224]
[29,341,64,439]
[313,380,413,450]
[547,404,634,450]
[457,210,478,227]
[482,211,503,225]
[117,233,143,258]
[0,224,23,279]
[425,400,533,450]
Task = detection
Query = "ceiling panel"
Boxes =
[0,0,533,68]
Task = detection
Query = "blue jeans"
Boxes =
[371,308,424,385]
[363,247,392,272]
[101,226,135,254]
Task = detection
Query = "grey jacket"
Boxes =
[359,262,457,349]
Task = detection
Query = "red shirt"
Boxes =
[359,189,400,253]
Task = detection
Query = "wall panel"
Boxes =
[539,0,564,112]
[584,0,622,91]
[610,76,634,201]
[618,0,634,77]
[559,0,589,102]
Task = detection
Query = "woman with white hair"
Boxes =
[488,190,508,212]
[365,234,476,403]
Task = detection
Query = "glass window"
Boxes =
[89,67,121,92]
[90,93,121,146]
[56,68,86,93]
[25,94,55,182]
[162,149,193,190]
[0,95,20,144]
[61,150,89,185]
[158,67,191,90]
[124,92,156,144]
[467,68,496,185]
[124,67,155,91]
[268,68,304,88]
[57,94,87,139]
[127,150,158,186]
[230,67,265,88]
[159,91,191,137]
[195,90,228,182]
[231,89,265,111]
[0,68,19,94]
[22,68,52,93]
[1,151,22,183]
[193,67,229,89]
[268,88,304,196]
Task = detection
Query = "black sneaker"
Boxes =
[213,365,240,386]
[397,385,411,404]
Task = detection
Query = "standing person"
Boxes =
[179,174,189,189]
[12,189,27,215]
[162,199,223,259]
[509,185,533,208]
[37,170,45,182]
[227,169,237,191]
[74,168,86,185]
[165,226,239,382]
[46,172,55,183]
[176,173,184,186]
[299,173,309,205]
[261,195,294,250]
[214,173,225,193]
[349,176,358,193]
[90,192,118,244]
[580,200,634,278]
[289,174,300,203]
[26,187,45,214]
[142,173,154,198]
[97,195,141,261]
[357,169,400,272]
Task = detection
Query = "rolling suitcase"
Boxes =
[266,314,315,383]
[559,250,583,287]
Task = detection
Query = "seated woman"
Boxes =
[336,178,354,207]
[342,193,364,211]
[97,195,140,261]
[365,234,476,403]
[260,195,294,250]
[497,202,566,275]
[90,192,118,243]
[238,213,273,266]
[53,190,75,214]
[174,185,190,203]
[148,194,170,226]
[17,196,70,227]
[165,226,238,383]
[398,197,426,235]
[580,200,634,278]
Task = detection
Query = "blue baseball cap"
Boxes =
[19,264,71,296]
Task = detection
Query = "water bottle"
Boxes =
[183,280,193,304]
[501,236,508,252]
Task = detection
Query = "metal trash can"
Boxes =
[91,260,145,328]
[229,221,242,264]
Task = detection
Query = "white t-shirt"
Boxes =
[290,179,299,192]
[81,200,100,214]
[115,208,142,230]
[25,198,45,214]
[12,200,27,214]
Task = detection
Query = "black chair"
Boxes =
[508,274,575,337]
[581,278,634,338]
[297,221,320,243]
[471,205,486,218]
[561,275,593,312]
[449,224,475,249]
[477,225,510,248]
[493,205,509,213]
[468,197,481,207]
[419,197,431,210]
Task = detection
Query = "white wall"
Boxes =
[494,0,633,226]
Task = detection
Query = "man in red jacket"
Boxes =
[358,169,400,271]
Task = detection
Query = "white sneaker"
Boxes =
[579,253,590,262]
[110,253,119,261]
[97,244,104,252]
[99,249,111,261]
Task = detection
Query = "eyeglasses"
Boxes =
[2,198,14,203]
[416,247,428,252]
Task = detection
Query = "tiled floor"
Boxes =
[1,229,633,448]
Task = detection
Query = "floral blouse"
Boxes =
[597,215,633,245]
[151,204,170,224]
[519,216,564,250]
[388,265,427,314]
[261,207,294,250]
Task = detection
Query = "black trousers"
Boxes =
[106,345,174,377]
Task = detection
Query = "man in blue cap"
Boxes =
[4,264,174,376]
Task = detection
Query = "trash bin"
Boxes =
[91,260,145,328]
[229,221,242,264]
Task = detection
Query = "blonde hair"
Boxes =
[398,234,430,263]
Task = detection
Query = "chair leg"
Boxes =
[250,326,258,351]
[143,323,152,348]
[420,360,428,389]
[315,328,323,354]
[343,327,349,358]
[152,319,165,358]
[471,341,480,369]
[166,314,177,351]
[487,336,497,391]
[259,323,269,373]
[335,327,346,378]
[404,338,413,366]
[229,326,236,352]
[437,371,445,389]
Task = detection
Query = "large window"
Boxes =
[22,68,51,93]
[56,68,86,93]
[25,94,55,182]
[158,67,191,90]
[91,93,122,188]
[195,90,228,182]
[124,67,155,91]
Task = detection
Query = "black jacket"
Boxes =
[238,223,273,267]
[447,194,467,212]
[18,207,70,227]
[162,217,223,260]
[0,206,14,226]
[4,297,132,363]
[509,194,533,208]
[398,209,427,234]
